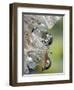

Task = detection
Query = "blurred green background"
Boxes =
[42,17,63,73]
[32,16,63,74]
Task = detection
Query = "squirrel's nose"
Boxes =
[42,59,51,71]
